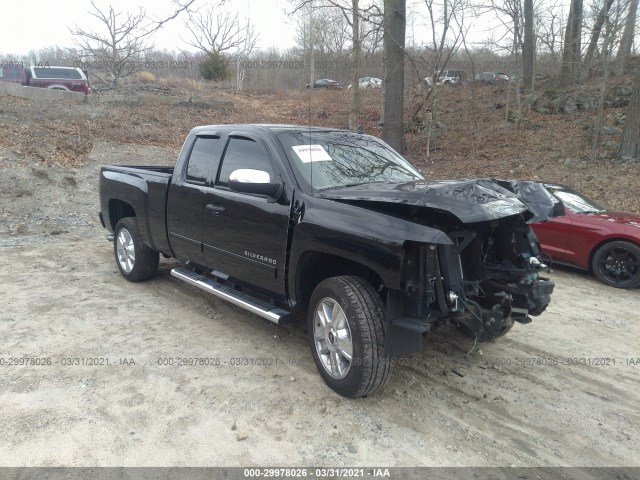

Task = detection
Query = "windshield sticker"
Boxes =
[291,144,333,163]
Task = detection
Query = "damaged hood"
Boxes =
[493,179,564,223]
[317,178,560,224]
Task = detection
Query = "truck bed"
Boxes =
[99,165,174,255]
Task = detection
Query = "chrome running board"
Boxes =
[171,267,292,325]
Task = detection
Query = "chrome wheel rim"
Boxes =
[116,228,135,274]
[313,297,353,379]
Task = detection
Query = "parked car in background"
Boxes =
[531,183,640,289]
[0,62,29,85]
[306,78,343,90]
[425,70,464,86]
[29,66,90,93]
[495,72,509,82]
[347,77,382,89]
[478,72,496,84]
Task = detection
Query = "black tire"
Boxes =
[591,241,640,289]
[113,217,159,282]
[308,276,392,398]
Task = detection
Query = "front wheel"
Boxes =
[308,276,392,398]
[591,241,640,288]
[114,217,159,282]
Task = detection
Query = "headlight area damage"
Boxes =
[321,178,560,354]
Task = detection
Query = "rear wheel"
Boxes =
[308,276,392,398]
[591,241,640,288]
[114,217,159,282]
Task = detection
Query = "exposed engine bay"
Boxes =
[321,178,560,352]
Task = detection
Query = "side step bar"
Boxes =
[171,267,292,325]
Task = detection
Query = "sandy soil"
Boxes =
[0,141,638,467]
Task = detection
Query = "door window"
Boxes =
[217,137,273,187]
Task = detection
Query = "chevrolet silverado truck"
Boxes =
[99,124,557,397]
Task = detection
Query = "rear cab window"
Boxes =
[31,67,83,80]
[184,136,221,185]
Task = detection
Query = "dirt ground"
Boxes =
[0,83,640,467]
[0,136,639,468]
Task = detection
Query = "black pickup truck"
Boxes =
[99,124,558,397]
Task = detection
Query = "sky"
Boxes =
[0,0,297,56]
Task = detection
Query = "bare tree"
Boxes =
[292,0,383,129]
[184,8,245,55]
[412,0,466,153]
[349,0,362,130]
[536,3,563,58]
[71,2,149,85]
[383,0,406,153]
[70,0,197,85]
[478,0,524,56]
[620,66,640,158]
[591,0,614,161]
[292,1,317,85]
[559,0,583,85]
[614,0,639,74]
[582,0,615,80]
[234,18,260,91]
[523,0,535,91]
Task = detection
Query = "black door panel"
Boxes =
[202,189,289,298]
[202,135,291,298]
[167,135,221,265]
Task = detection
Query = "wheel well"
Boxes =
[588,238,640,272]
[108,199,135,230]
[295,251,384,311]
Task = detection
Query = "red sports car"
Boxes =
[531,183,640,288]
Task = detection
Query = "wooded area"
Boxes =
[2,0,639,159]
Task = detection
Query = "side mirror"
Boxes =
[228,169,282,198]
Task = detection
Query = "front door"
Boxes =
[202,135,291,299]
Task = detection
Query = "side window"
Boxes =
[185,136,220,184]
[217,137,273,187]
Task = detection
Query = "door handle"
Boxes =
[206,203,225,215]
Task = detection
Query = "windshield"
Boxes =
[551,188,606,213]
[278,131,424,191]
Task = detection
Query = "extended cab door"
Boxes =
[202,134,291,299]
[167,135,222,266]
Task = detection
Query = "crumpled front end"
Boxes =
[436,214,555,340]
[386,212,554,354]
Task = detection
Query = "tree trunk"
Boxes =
[582,0,615,79]
[591,2,612,162]
[348,0,361,130]
[309,3,315,86]
[383,0,406,153]
[614,0,639,75]
[620,67,640,158]
[523,0,535,91]
[560,0,583,85]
